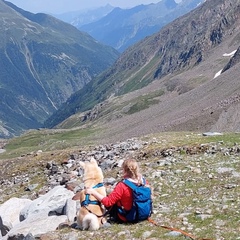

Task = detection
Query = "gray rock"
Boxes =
[7,233,35,240]
[202,132,223,136]
[165,231,182,237]
[0,197,32,235]
[0,216,9,237]
[142,230,152,238]
[63,198,76,223]
[4,215,68,239]
[24,184,38,192]
[20,186,74,221]
[216,167,234,174]
[195,214,213,220]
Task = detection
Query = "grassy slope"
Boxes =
[0,130,239,239]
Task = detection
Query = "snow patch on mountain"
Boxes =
[214,50,237,78]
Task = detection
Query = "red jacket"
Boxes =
[101,181,133,222]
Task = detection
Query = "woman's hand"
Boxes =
[85,187,94,195]
[84,187,104,202]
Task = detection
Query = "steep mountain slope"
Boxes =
[45,0,240,140]
[0,0,119,138]
[79,0,203,52]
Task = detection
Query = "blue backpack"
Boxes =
[119,179,152,222]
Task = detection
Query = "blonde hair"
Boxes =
[122,158,143,185]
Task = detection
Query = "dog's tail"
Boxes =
[82,213,100,230]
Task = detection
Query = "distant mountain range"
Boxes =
[54,4,114,28]
[45,0,240,141]
[56,0,204,52]
[0,0,119,138]
[1,0,240,140]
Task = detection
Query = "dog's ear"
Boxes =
[79,161,85,168]
[90,157,98,165]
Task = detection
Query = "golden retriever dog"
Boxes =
[72,157,106,230]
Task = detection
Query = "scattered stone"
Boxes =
[216,167,234,174]
[202,132,223,136]
[0,137,239,239]
[195,214,213,220]
[25,184,38,191]
[215,219,226,227]
[142,230,152,238]
[165,231,182,237]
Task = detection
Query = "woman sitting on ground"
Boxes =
[85,158,151,223]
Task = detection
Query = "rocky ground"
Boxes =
[0,132,239,239]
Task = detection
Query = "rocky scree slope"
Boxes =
[0,133,239,239]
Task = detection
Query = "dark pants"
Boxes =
[107,204,124,223]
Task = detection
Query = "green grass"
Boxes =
[119,74,151,95]
[127,98,159,114]
[126,90,164,114]
[145,132,240,148]
[136,132,239,240]
[0,131,239,239]
[2,131,238,160]
[0,127,100,159]
[118,54,160,95]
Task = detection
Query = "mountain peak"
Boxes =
[78,0,203,52]
[163,0,178,9]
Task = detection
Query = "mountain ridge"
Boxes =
[45,0,240,140]
[78,0,204,52]
[0,0,119,138]
[54,4,114,27]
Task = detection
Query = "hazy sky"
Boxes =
[6,0,182,14]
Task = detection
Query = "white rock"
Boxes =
[64,198,76,222]
[4,215,68,239]
[20,186,74,221]
[202,132,223,136]
[0,197,32,233]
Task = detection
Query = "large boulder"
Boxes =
[0,197,32,236]
[1,186,76,239]
[19,186,74,221]
[4,215,68,239]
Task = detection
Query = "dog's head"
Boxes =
[79,157,104,187]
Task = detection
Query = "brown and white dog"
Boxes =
[72,158,106,230]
